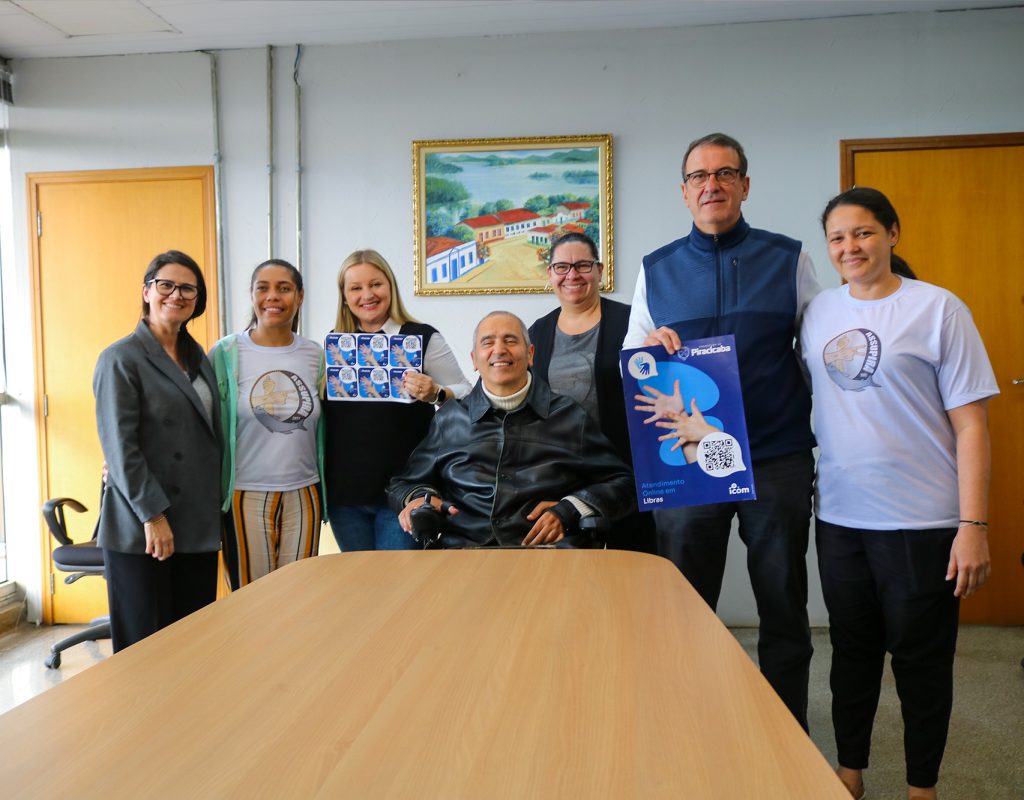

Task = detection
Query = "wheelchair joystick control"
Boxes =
[409,492,445,546]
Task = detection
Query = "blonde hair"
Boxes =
[334,249,419,332]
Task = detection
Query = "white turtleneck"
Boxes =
[481,371,532,411]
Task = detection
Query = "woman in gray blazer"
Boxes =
[93,250,223,652]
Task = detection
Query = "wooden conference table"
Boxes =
[1,551,848,798]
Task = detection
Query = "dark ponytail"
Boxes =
[890,255,916,280]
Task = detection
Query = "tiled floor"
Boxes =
[0,623,111,715]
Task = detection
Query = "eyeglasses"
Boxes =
[549,260,599,275]
[683,167,742,188]
[147,278,198,300]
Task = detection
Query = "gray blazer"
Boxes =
[93,320,223,554]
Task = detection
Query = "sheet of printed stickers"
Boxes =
[325,333,423,403]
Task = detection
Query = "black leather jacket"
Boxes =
[387,375,636,546]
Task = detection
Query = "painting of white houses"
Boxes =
[413,134,613,295]
[493,208,541,238]
[558,202,590,221]
[528,225,558,247]
[457,214,504,244]
[425,236,479,284]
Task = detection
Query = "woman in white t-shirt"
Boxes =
[801,188,998,800]
[210,259,325,588]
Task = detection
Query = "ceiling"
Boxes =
[0,0,1013,60]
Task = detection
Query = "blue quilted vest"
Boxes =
[643,217,815,461]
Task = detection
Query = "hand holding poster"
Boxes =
[325,333,423,403]
[620,335,756,510]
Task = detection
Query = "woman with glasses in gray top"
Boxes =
[529,232,655,553]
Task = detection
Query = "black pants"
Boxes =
[606,509,658,555]
[103,549,219,653]
[816,520,960,789]
[654,451,814,729]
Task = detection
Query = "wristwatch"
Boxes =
[433,387,448,405]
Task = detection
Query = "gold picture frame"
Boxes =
[412,134,613,295]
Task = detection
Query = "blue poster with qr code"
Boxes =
[620,335,756,510]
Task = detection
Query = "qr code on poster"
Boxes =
[700,437,735,472]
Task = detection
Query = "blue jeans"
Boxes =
[653,450,814,730]
[328,503,416,551]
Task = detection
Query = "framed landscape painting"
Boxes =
[412,134,613,295]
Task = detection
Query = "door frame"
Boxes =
[840,131,1024,188]
[26,165,219,624]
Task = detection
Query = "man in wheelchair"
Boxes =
[387,311,635,549]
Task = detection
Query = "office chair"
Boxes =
[42,496,110,669]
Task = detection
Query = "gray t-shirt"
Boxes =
[234,332,322,491]
[548,323,601,425]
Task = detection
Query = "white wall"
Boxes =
[4,8,1023,622]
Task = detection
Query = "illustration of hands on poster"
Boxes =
[620,335,756,510]
[324,333,422,403]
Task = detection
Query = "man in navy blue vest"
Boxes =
[623,132,819,730]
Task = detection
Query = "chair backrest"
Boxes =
[42,497,89,546]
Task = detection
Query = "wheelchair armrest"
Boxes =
[579,515,610,543]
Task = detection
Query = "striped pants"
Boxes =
[223,483,322,589]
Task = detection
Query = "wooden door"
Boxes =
[842,133,1024,624]
[28,166,219,624]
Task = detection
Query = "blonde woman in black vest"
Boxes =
[324,249,470,550]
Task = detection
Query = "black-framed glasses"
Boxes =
[683,167,742,188]
[147,278,198,300]
[549,260,599,275]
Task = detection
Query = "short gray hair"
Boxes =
[472,311,531,348]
